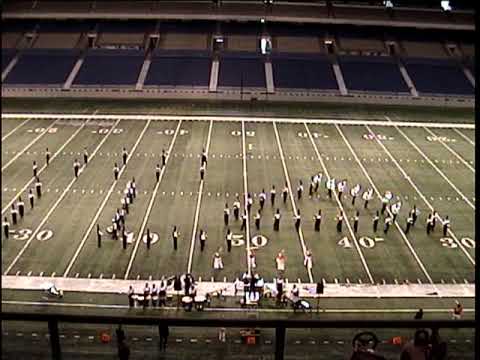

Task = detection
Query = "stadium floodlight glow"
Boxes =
[441,1,451,11]
[383,0,393,8]
[260,18,266,23]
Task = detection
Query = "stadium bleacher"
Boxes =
[144,50,211,87]
[338,55,409,93]
[73,49,145,86]
[4,49,80,85]
[271,53,338,90]
[218,52,265,88]
[403,57,474,95]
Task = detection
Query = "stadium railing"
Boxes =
[2,311,475,360]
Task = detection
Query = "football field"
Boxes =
[1,112,475,300]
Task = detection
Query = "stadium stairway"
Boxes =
[331,56,348,95]
[136,49,152,91]
[462,66,475,88]
[397,59,419,97]
[209,56,219,92]
[63,49,86,90]
[265,60,275,94]
[1,52,19,82]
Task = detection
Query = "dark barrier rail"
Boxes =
[2,311,475,360]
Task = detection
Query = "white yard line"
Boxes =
[385,118,475,210]
[1,118,31,142]
[241,120,252,276]
[304,123,374,285]
[3,119,122,275]
[272,122,314,283]
[364,124,475,266]
[186,120,214,274]
[1,300,475,313]
[63,120,152,277]
[123,121,183,280]
[423,127,475,173]
[1,120,89,215]
[453,128,475,146]
[1,118,60,172]
[1,113,475,129]
[334,124,438,292]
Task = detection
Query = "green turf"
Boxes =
[1,115,475,316]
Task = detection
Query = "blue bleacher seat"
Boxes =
[339,56,409,93]
[403,58,474,95]
[73,49,145,85]
[218,52,265,88]
[145,50,211,86]
[271,53,337,90]
[4,49,80,85]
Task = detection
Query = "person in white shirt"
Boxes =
[224,203,229,226]
[304,250,313,270]
[350,184,361,205]
[362,188,373,209]
[259,189,266,210]
[213,252,224,270]
[199,229,207,251]
[276,251,286,272]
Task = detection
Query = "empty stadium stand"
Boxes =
[271,53,338,91]
[338,55,409,93]
[218,52,265,89]
[4,49,80,85]
[2,49,16,72]
[144,50,211,87]
[403,58,474,95]
[73,49,145,86]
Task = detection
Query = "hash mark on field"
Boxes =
[27,271,32,276]
[15,271,20,276]
[75,273,79,278]
[39,272,44,277]
[51,272,56,277]
[87,273,91,278]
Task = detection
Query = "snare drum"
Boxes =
[182,296,193,311]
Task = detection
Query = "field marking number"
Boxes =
[12,228,53,241]
[440,237,475,249]
[338,236,384,249]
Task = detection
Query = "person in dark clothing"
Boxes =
[373,211,379,233]
[314,209,322,232]
[97,224,102,248]
[46,148,51,166]
[118,340,130,360]
[28,189,35,209]
[122,147,128,165]
[128,285,135,308]
[336,211,343,233]
[270,185,276,206]
[158,324,169,350]
[414,308,423,320]
[226,228,232,252]
[17,197,25,218]
[224,203,229,226]
[161,149,166,167]
[116,325,126,345]
[146,228,151,250]
[156,164,161,182]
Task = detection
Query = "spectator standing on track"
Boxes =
[254,210,261,230]
[200,163,205,180]
[172,226,179,251]
[83,147,88,165]
[3,217,10,239]
[336,211,343,233]
[405,213,414,235]
[28,189,35,209]
[122,147,128,165]
[282,183,288,204]
[113,163,120,180]
[384,216,392,234]
[426,214,434,235]
[199,229,207,251]
[158,324,169,351]
[45,148,51,166]
[17,197,25,218]
[97,224,102,248]
[246,193,253,213]
[32,160,38,177]
[128,285,135,308]
[270,185,276,206]
[297,180,303,200]
[452,300,463,319]
[373,211,379,232]
[10,204,18,226]
[353,210,359,233]
[224,203,229,226]
[241,211,247,231]
[226,228,232,252]
[273,208,281,231]
[442,216,450,236]
[294,210,301,232]
[350,184,361,205]
[411,205,419,226]
[314,209,322,232]
[161,149,166,167]
[155,164,161,182]
[122,227,127,249]
[201,148,208,167]
[233,197,240,220]
[73,159,80,178]
[131,178,136,198]
[35,177,42,198]
[259,189,266,210]
[146,228,151,250]
[362,188,373,209]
